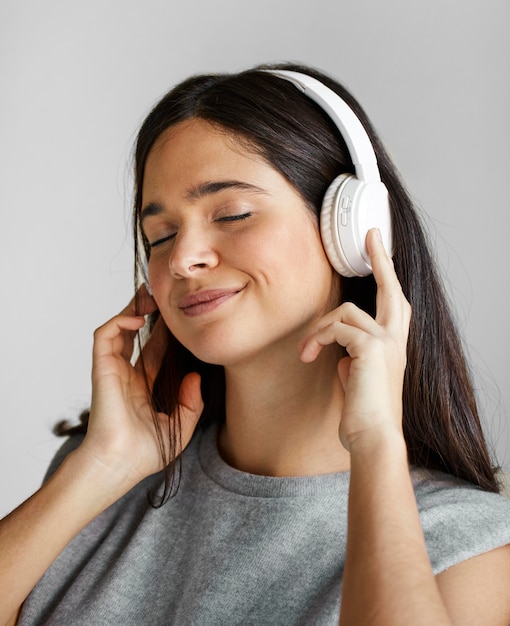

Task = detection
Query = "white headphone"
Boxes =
[267,69,392,277]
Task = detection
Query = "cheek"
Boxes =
[249,223,337,302]
[287,227,340,307]
[270,224,331,279]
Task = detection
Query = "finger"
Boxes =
[367,228,399,292]
[337,355,352,391]
[300,302,376,362]
[178,372,204,444]
[367,229,410,330]
[300,319,362,363]
[95,288,158,365]
[179,372,203,414]
[307,301,373,335]
[92,314,146,379]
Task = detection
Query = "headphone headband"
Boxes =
[265,69,381,182]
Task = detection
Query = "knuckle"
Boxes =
[93,314,120,340]
[340,301,359,317]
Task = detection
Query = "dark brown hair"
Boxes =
[60,63,500,500]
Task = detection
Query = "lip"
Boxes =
[177,287,244,317]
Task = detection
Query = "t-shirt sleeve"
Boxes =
[412,468,510,574]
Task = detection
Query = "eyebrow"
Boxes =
[140,180,268,223]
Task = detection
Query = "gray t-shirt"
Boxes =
[19,424,510,625]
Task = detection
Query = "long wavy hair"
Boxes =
[59,62,500,501]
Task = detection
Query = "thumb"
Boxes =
[337,356,352,392]
[178,372,204,443]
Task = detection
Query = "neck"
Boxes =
[218,344,350,477]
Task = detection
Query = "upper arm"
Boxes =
[436,543,510,626]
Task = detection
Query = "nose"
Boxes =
[168,226,219,278]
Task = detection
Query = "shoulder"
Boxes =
[411,467,510,574]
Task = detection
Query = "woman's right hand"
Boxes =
[0,287,203,625]
[76,286,204,489]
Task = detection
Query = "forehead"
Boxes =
[141,118,285,199]
[147,118,257,167]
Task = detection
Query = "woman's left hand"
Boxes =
[299,228,411,451]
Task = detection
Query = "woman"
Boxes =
[3,63,510,625]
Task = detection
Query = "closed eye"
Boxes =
[216,212,252,223]
[149,233,176,248]
[148,213,252,248]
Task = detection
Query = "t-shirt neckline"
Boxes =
[197,424,351,498]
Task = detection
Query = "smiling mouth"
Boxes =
[177,288,244,317]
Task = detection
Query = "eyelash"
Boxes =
[217,212,252,223]
[149,234,176,249]
[147,212,252,249]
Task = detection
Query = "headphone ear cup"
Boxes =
[320,174,392,277]
[320,174,355,277]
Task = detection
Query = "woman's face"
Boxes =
[141,118,339,367]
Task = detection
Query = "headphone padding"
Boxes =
[320,174,355,276]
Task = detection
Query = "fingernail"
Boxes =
[375,228,383,242]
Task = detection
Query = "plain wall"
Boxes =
[1,0,509,516]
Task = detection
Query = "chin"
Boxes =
[168,317,304,369]
[171,329,242,367]
[186,345,249,368]
[181,335,276,369]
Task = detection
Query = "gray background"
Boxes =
[1,0,509,516]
